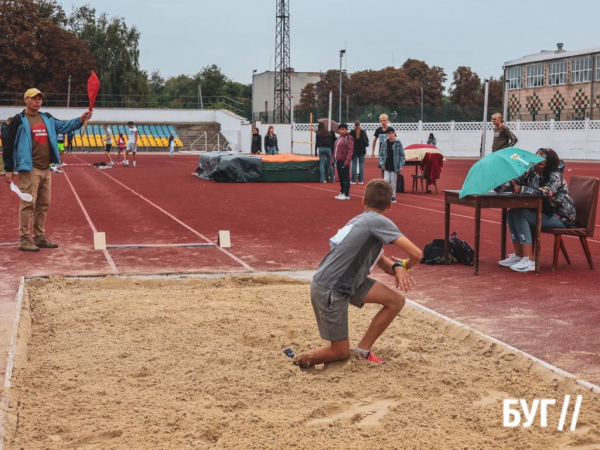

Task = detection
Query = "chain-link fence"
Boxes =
[0,92,251,119]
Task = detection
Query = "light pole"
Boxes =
[420,86,424,122]
[198,75,204,110]
[252,69,257,121]
[339,49,346,123]
[67,75,71,108]
[481,79,490,158]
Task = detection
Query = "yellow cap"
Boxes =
[24,88,45,99]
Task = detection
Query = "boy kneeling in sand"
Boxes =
[295,179,423,367]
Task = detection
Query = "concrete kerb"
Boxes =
[0,276,24,450]
[1,269,599,446]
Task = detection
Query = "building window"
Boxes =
[571,57,592,83]
[548,61,567,86]
[507,67,522,90]
[527,64,544,87]
[597,56,600,81]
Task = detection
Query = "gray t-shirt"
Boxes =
[313,211,403,295]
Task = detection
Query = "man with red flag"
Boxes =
[3,88,92,252]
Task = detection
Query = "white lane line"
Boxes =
[63,170,119,274]
[80,162,253,271]
[294,183,600,245]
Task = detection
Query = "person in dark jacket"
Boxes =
[66,130,75,153]
[350,120,369,184]
[264,126,279,155]
[1,117,11,144]
[0,118,9,175]
[333,123,354,200]
[315,122,336,183]
[251,127,262,154]
[499,148,575,273]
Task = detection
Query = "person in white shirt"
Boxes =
[124,121,138,167]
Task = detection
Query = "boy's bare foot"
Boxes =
[293,354,312,368]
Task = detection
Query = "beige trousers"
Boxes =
[18,168,52,240]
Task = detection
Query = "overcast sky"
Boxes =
[59,0,600,88]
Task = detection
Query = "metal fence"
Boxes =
[0,92,251,118]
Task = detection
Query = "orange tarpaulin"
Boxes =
[259,154,319,163]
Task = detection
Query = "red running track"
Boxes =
[0,153,599,383]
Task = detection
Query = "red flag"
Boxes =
[87,71,100,111]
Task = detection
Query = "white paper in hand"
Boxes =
[10,183,33,202]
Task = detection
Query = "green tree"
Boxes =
[487,76,504,107]
[449,66,482,107]
[68,5,149,105]
[296,82,317,114]
[0,0,96,95]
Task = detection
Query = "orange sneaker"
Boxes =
[361,351,386,366]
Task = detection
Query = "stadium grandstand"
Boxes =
[73,124,183,149]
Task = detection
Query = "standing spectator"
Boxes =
[251,127,262,155]
[426,133,437,146]
[491,113,518,152]
[315,122,336,183]
[1,117,11,150]
[333,123,354,200]
[350,120,369,185]
[124,121,138,167]
[66,130,75,153]
[378,128,405,204]
[56,132,65,154]
[2,88,91,252]
[101,124,114,166]
[1,118,10,176]
[264,126,279,155]
[371,113,392,158]
[116,133,126,163]
[168,133,175,158]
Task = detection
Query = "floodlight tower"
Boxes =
[274,0,291,124]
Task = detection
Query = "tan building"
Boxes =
[504,44,600,121]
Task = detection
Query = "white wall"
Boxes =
[291,120,600,160]
[252,71,322,120]
[0,107,248,152]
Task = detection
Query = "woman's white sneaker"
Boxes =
[510,257,535,272]
[498,253,523,267]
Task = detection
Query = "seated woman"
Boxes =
[499,148,576,273]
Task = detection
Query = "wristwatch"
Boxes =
[392,261,407,273]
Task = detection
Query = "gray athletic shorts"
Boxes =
[310,278,376,342]
[126,142,136,152]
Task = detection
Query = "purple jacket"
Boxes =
[333,134,354,167]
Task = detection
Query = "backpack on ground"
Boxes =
[420,239,447,265]
[396,174,405,193]
[420,232,474,266]
[449,231,474,266]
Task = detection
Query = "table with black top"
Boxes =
[443,190,544,275]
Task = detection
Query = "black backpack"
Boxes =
[420,232,474,266]
[396,174,405,193]
[449,232,474,266]
[421,239,446,265]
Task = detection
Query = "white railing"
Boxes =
[179,133,231,153]
[287,119,600,160]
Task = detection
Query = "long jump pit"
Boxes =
[3,274,600,449]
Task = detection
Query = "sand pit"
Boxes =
[5,275,600,449]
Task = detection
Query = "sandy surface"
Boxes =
[6,276,600,449]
